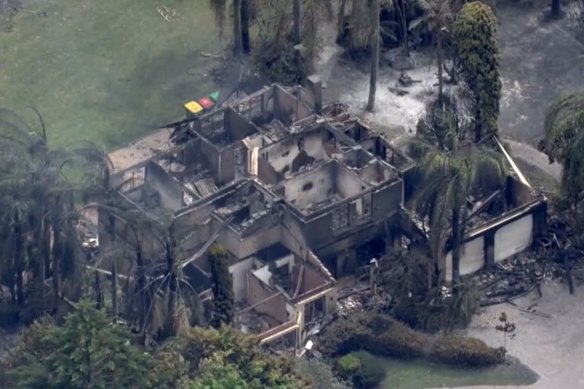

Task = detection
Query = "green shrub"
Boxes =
[373,321,427,358]
[318,314,371,356]
[393,284,480,333]
[319,313,426,358]
[336,351,386,389]
[430,336,505,367]
[351,351,386,389]
[335,354,361,380]
[296,359,351,389]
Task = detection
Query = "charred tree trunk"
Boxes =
[241,0,251,53]
[564,254,575,295]
[94,271,103,310]
[398,0,409,57]
[367,0,380,112]
[437,30,444,107]
[135,246,147,332]
[111,262,118,319]
[451,207,461,286]
[293,0,302,45]
[551,0,562,19]
[338,0,347,40]
[15,218,25,306]
[233,0,243,57]
[52,226,62,313]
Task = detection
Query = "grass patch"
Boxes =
[0,0,220,150]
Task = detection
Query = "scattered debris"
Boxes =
[388,86,409,96]
[398,72,422,87]
[156,5,177,22]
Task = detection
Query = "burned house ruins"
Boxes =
[97,83,547,348]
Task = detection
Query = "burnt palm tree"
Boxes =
[293,0,301,44]
[210,0,244,56]
[411,0,455,106]
[550,0,561,19]
[411,98,506,285]
[0,108,85,316]
[367,0,381,112]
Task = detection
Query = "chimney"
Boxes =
[306,75,322,115]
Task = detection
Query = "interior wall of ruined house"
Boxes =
[247,271,289,324]
[145,161,183,211]
[225,107,258,143]
[281,163,336,209]
[357,161,393,185]
[274,85,312,125]
[199,137,222,184]
[297,263,329,296]
[258,157,279,185]
[335,163,365,198]
[261,128,334,176]
[229,256,256,303]
[371,179,404,214]
[218,221,281,260]
[342,148,375,170]
[181,137,202,168]
[217,144,236,184]
[192,107,227,139]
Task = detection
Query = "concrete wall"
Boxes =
[229,257,255,303]
[442,210,539,282]
[218,145,236,184]
[274,86,312,125]
[218,222,281,260]
[283,166,335,209]
[372,180,404,214]
[258,158,279,185]
[200,137,221,183]
[225,108,257,143]
[358,161,393,185]
[444,236,485,282]
[300,264,328,294]
[263,129,331,175]
[247,272,289,323]
[145,161,183,211]
[494,214,533,263]
[335,165,364,198]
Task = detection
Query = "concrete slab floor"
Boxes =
[318,4,584,185]
[498,4,584,147]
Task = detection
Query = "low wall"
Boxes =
[443,201,545,282]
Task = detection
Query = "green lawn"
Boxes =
[0,0,220,149]
[378,357,538,389]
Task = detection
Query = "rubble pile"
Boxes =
[471,251,575,306]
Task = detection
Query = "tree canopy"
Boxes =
[2,303,304,389]
[539,94,584,213]
[453,1,501,142]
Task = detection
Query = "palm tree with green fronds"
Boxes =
[411,98,506,285]
[539,94,584,216]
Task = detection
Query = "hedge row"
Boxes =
[319,313,505,367]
